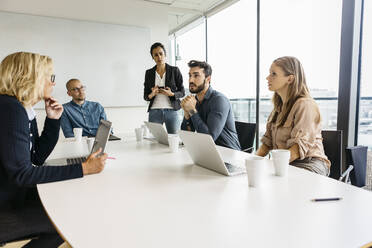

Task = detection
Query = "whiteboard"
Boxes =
[0,11,152,107]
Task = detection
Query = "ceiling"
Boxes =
[139,0,229,34]
[0,0,234,35]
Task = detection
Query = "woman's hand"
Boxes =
[45,97,63,119]
[148,86,160,99]
[256,144,270,157]
[82,148,108,175]
[159,86,175,97]
[289,144,300,162]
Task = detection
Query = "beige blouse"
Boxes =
[261,97,331,167]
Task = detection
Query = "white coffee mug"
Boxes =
[135,127,143,142]
[73,128,83,142]
[141,124,149,137]
[168,135,179,153]
[271,149,290,177]
[86,137,95,152]
[245,156,267,187]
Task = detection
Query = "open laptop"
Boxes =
[143,121,171,145]
[46,120,112,165]
[179,130,246,176]
[109,134,121,141]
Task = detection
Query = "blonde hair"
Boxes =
[0,52,53,107]
[269,56,318,126]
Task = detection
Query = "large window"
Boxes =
[170,0,364,152]
[174,19,206,87]
[207,0,257,123]
[358,0,372,149]
[260,0,342,137]
[168,35,176,66]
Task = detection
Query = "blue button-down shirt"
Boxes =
[181,86,241,150]
[61,100,107,138]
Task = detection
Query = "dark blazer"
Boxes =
[0,95,83,209]
[143,63,185,112]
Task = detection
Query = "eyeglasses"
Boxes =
[51,74,56,83]
[69,86,86,92]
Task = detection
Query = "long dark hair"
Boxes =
[150,42,166,57]
[269,56,315,126]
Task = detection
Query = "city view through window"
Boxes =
[358,0,372,149]
[171,0,371,149]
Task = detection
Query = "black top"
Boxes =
[143,63,185,112]
[0,95,83,209]
[181,87,241,150]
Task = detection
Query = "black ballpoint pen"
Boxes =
[311,197,343,202]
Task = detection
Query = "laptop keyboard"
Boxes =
[225,162,246,174]
[67,156,87,165]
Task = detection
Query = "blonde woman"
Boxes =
[256,56,330,175]
[0,52,107,247]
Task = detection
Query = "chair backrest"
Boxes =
[345,146,368,187]
[235,121,256,152]
[321,130,343,180]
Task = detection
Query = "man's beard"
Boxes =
[76,96,86,101]
[189,79,206,94]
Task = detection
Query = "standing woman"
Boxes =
[143,42,185,134]
[0,52,107,247]
[256,56,330,176]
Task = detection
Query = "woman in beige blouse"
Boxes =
[256,56,330,175]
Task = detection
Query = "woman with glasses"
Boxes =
[0,52,107,247]
[256,56,330,175]
[143,42,185,134]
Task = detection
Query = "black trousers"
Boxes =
[0,190,64,248]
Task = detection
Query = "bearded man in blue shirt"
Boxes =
[61,78,108,138]
[180,60,240,150]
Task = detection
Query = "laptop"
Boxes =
[109,134,121,141]
[46,120,112,165]
[179,130,246,176]
[143,121,171,145]
[88,133,120,141]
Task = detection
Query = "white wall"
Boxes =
[0,0,168,133]
[35,106,148,137]
[0,0,169,44]
[105,107,149,134]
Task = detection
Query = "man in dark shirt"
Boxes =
[180,60,241,150]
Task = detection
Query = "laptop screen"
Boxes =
[91,120,112,155]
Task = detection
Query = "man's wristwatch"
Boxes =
[189,109,197,117]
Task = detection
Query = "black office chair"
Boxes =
[235,121,256,153]
[345,146,368,187]
[322,130,353,183]
[322,130,343,180]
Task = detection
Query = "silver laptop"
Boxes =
[179,130,246,176]
[144,121,170,145]
[46,120,112,165]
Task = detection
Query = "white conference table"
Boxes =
[38,135,372,248]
